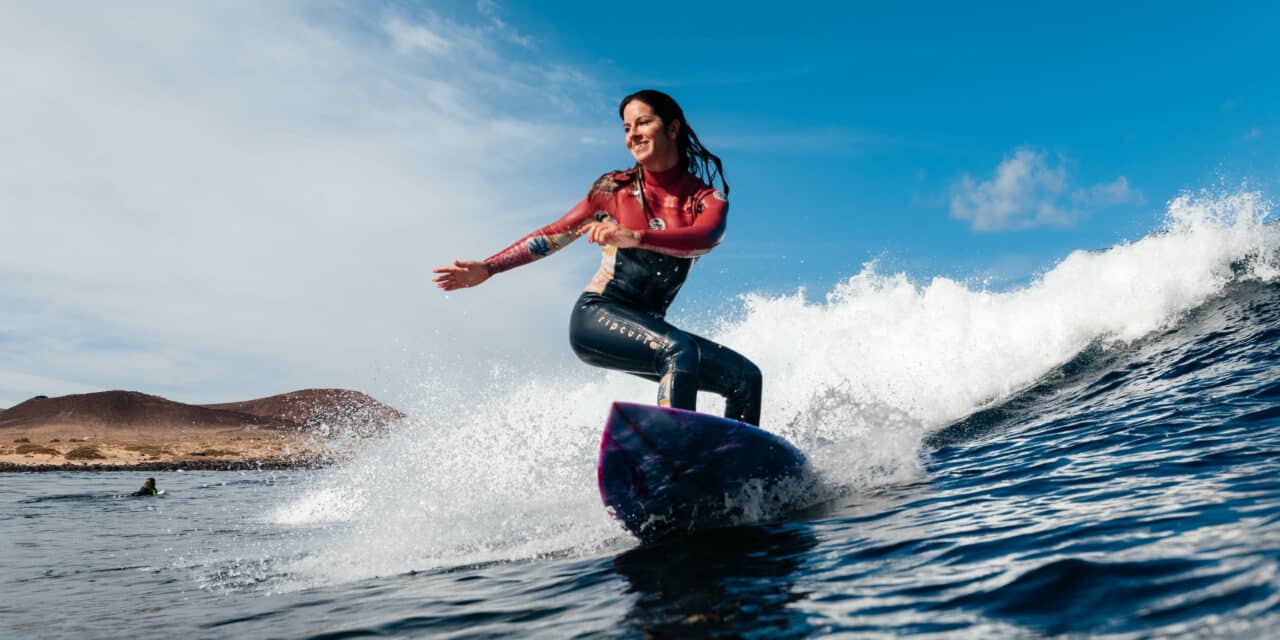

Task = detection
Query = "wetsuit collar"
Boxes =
[642,164,686,189]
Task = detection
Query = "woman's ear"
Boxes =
[666,119,681,141]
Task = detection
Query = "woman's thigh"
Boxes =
[569,298,679,377]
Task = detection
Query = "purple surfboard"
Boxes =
[597,402,810,541]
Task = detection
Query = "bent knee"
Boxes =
[737,360,763,393]
[659,331,700,373]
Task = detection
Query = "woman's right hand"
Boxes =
[432,260,491,291]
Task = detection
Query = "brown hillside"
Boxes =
[0,389,405,470]
[0,391,281,431]
[202,389,405,433]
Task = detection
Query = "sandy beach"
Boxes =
[0,427,323,471]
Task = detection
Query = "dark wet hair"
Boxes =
[619,89,729,195]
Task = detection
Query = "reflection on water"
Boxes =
[613,523,820,638]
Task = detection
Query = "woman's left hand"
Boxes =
[580,221,642,248]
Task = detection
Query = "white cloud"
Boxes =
[949,148,1143,232]
[386,18,452,55]
[1073,176,1145,207]
[0,2,616,406]
[476,0,533,48]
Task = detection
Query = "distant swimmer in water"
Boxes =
[433,90,764,425]
[130,477,158,497]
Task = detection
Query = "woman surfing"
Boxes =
[433,90,762,426]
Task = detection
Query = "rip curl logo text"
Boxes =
[597,315,661,349]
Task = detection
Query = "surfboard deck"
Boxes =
[597,402,810,541]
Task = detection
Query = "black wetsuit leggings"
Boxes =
[569,294,763,426]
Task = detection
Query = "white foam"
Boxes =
[727,189,1276,448]
[268,189,1276,587]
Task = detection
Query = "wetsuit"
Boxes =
[131,486,157,496]
[485,165,763,425]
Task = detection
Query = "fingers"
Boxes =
[433,261,488,291]
[433,261,478,277]
[432,262,465,290]
[435,275,464,291]
[580,221,616,245]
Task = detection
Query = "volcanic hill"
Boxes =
[0,389,405,470]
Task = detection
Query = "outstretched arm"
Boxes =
[432,197,599,291]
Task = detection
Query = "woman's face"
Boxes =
[623,99,679,171]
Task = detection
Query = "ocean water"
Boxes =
[4,190,1280,638]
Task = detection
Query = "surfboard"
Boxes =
[597,402,811,541]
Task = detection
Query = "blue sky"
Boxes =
[504,0,1279,292]
[0,1,1276,406]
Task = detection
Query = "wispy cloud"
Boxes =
[1073,176,1145,207]
[476,0,533,48]
[949,148,1144,232]
[0,2,609,406]
[386,18,452,55]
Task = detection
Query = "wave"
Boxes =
[267,189,1278,588]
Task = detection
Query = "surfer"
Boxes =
[433,90,763,425]
[130,477,158,497]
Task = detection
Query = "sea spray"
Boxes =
[270,371,629,588]
[267,189,1277,588]
[722,188,1277,437]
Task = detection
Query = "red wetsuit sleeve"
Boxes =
[482,196,599,275]
[636,190,728,258]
